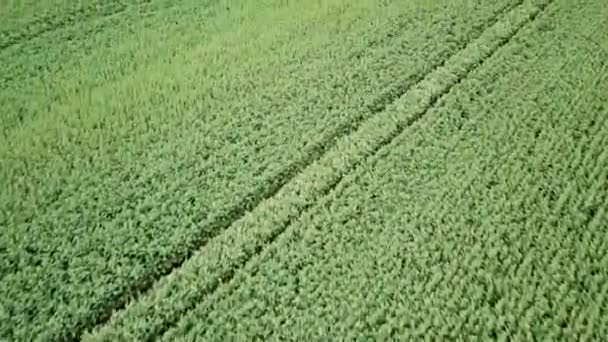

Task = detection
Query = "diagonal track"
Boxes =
[0,1,178,51]
[86,1,555,341]
[1,3,524,339]
[154,1,556,339]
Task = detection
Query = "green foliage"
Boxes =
[2,0,607,340]
[0,0,521,339]
[157,0,608,339]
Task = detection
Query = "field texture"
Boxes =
[1,0,607,340]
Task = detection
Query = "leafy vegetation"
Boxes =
[85,0,557,340]
[0,0,521,340]
[148,0,608,340]
[2,0,607,340]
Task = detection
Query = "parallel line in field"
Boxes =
[1,7,127,51]
[211,0,555,310]
[442,96,608,327]
[155,1,556,339]
[0,4,526,339]
[432,40,608,244]
[362,1,520,116]
[0,1,174,51]
[84,1,533,340]
[89,0,553,340]
[0,0,486,225]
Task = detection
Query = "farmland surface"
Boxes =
[1,0,607,340]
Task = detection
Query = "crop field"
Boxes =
[1,0,607,340]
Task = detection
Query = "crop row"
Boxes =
[0,0,180,50]
[84,0,557,340]
[0,0,235,134]
[0,1,517,340]
[157,0,608,339]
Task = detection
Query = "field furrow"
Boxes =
[0,0,241,133]
[0,1,523,340]
[148,0,607,339]
[85,0,556,340]
[0,0,178,50]
[1,0,607,340]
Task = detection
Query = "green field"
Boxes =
[1,0,607,340]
